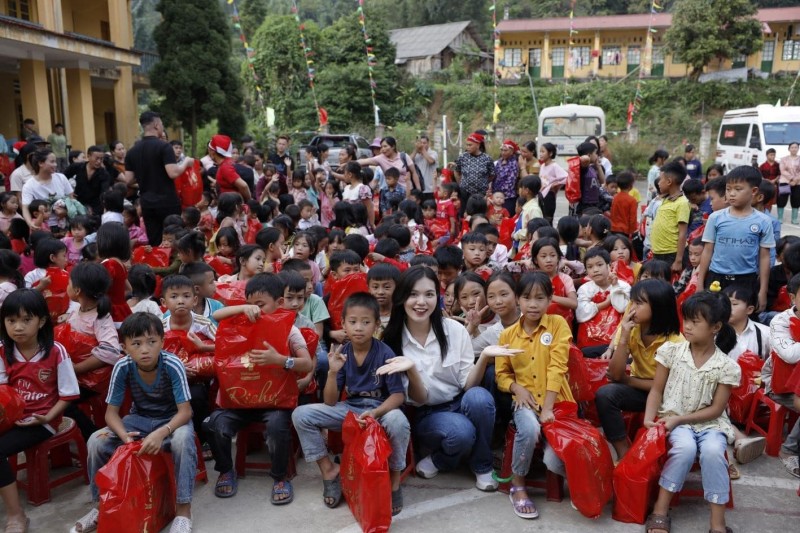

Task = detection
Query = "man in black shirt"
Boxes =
[124,111,193,245]
[63,145,113,219]
[268,135,293,195]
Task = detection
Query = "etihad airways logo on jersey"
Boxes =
[16,382,48,403]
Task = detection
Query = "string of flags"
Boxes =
[564,0,577,100]
[490,1,500,124]
[290,0,326,128]
[627,0,662,128]
[357,0,380,126]
[226,0,264,109]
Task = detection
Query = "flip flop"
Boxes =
[780,455,800,478]
[391,488,403,516]
[727,463,741,481]
[214,471,238,498]
[72,509,98,533]
[734,436,765,465]
[5,517,29,533]
[271,480,294,505]
[322,474,343,508]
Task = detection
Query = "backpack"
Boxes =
[399,152,424,192]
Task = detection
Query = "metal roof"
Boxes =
[389,21,484,60]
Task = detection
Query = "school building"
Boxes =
[495,7,800,82]
[0,0,149,150]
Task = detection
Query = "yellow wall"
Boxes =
[92,85,116,146]
[61,0,110,40]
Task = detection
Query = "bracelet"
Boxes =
[164,424,173,436]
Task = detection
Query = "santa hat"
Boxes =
[467,132,484,145]
[208,134,233,158]
[12,141,26,155]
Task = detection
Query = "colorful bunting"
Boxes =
[291,0,324,129]
[227,0,265,110]
[357,0,380,126]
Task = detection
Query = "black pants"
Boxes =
[141,203,181,246]
[0,425,52,487]
[705,271,759,295]
[595,383,649,443]
[190,381,210,444]
[64,386,101,441]
[581,344,609,359]
[541,191,557,222]
[652,252,677,266]
[777,185,800,208]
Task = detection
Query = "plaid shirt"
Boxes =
[379,185,406,213]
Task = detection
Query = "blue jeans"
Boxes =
[414,387,495,475]
[511,406,564,477]
[292,397,410,471]
[204,408,291,480]
[659,425,730,504]
[87,414,197,504]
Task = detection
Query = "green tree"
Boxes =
[151,0,246,152]
[239,0,269,39]
[665,0,763,79]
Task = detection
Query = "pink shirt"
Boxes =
[62,236,85,265]
[539,161,568,197]
[68,307,121,366]
[0,212,22,234]
[360,153,410,188]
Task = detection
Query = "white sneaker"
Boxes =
[415,455,439,479]
[169,516,192,533]
[475,471,498,492]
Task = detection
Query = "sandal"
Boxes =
[322,474,343,509]
[391,488,403,516]
[734,436,765,465]
[780,455,800,478]
[509,486,538,519]
[72,508,98,533]
[169,516,193,533]
[271,480,294,505]
[214,471,238,498]
[727,463,741,480]
[5,517,29,533]
[202,442,213,461]
[645,513,671,533]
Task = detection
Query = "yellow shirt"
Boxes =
[496,314,575,409]
[613,325,684,379]
[630,188,642,203]
[650,193,690,255]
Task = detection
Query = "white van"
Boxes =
[538,104,605,162]
[715,105,800,171]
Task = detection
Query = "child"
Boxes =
[97,222,133,327]
[291,293,410,515]
[461,232,492,279]
[610,171,638,238]
[0,192,22,235]
[496,272,571,519]
[603,233,640,282]
[291,231,322,285]
[647,149,669,199]
[436,182,459,238]
[487,191,509,226]
[282,259,328,339]
[760,147,780,186]
[531,238,577,323]
[725,284,771,364]
[297,199,318,231]
[28,199,50,232]
[379,167,406,215]
[643,291,741,533]
[213,226,239,267]
[127,263,162,316]
[422,199,450,248]
[576,248,631,358]
[101,191,125,225]
[433,245,463,294]
[0,250,23,307]
[586,214,611,249]
[75,313,196,533]
[755,180,780,267]
[196,191,215,243]
[456,271,496,339]
[24,237,67,288]
[512,175,543,243]
[181,261,224,324]
[175,231,206,267]
[325,250,363,344]
[278,270,318,394]
[63,262,121,440]
[475,223,508,270]
[683,178,707,236]
[63,215,91,267]
[696,165,774,310]
[0,290,79,533]
[385,225,415,264]
[575,142,604,214]
[218,244,266,283]
[650,161,690,273]
[123,205,148,248]
[341,162,374,229]
[538,142,568,224]
[50,199,69,238]
[674,238,704,296]
[319,180,339,228]
[367,263,400,338]
[207,274,313,503]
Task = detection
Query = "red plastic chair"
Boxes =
[496,422,565,501]
[670,451,734,509]
[193,434,208,483]
[12,417,88,505]
[78,395,108,429]
[744,388,800,456]
[234,422,297,479]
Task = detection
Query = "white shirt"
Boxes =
[769,308,800,364]
[101,212,124,225]
[576,280,631,323]
[414,149,438,191]
[728,319,770,361]
[490,243,509,268]
[402,317,474,407]
[21,173,73,207]
[471,320,506,360]
[9,165,33,192]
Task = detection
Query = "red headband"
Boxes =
[467,133,484,145]
[502,139,519,153]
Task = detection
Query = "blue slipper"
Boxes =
[214,471,237,498]
[272,479,294,505]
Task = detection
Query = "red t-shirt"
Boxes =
[216,159,241,194]
[610,190,639,237]
[436,199,456,220]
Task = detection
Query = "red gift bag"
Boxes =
[548,275,574,325]
[96,442,176,533]
[577,291,621,348]
[204,255,234,277]
[567,344,595,402]
[613,260,635,286]
[772,316,800,394]
[244,218,262,245]
[341,412,392,533]
[132,246,171,268]
[163,330,215,379]
[299,328,319,396]
[214,281,247,306]
[0,385,24,434]
[33,267,70,323]
[214,310,299,409]
[729,351,765,423]
[565,156,582,204]
[542,402,614,519]
[612,424,667,524]
[499,216,516,249]
[328,273,369,331]
[174,159,203,210]
[54,323,111,393]
[772,285,792,313]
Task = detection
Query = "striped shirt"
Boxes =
[107,352,191,419]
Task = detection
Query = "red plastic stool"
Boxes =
[78,395,107,429]
[234,422,297,479]
[194,434,208,483]
[399,441,416,483]
[497,422,564,501]
[12,417,89,505]
[744,389,800,457]
[670,451,734,509]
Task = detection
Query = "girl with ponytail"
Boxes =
[642,289,741,533]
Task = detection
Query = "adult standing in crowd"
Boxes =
[778,141,800,224]
[47,123,68,172]
[64,145,113,218]
[269,135,293,194]
[21,149,74,226]
[124,111,194,245]
[414,135,438,198]
[455,132,495,201]
[518,141,539,178]
[9,142,38,200]
[493,139,520,215]
[357,136,420,194]
[206,134,251,201]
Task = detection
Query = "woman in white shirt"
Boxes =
[380,266,514,492]
[21,149,74,227]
